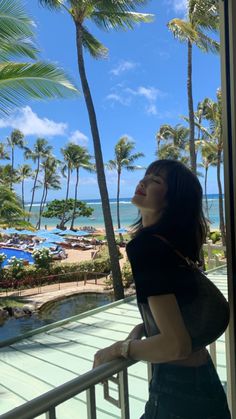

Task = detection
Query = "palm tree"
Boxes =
[60,143,78,229]
[0,164,17,188]
[69,145,94,230]
[168,0,219,173]
[25,138,52,221]
[0,185,26,227]
[0,143,10,160]
[156,124,189,164]
[39,0,153,300]
[196,90,226,245]
[16,164,33,211]
[37,156,61,229]
[7,129,25,188]
[0,0,78,117]
[199,142,217,220]
[107,137,144,235]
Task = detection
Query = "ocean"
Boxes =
[26,194,222,230]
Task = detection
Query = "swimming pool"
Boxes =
[0,293,114,341]
[0,247,34,267]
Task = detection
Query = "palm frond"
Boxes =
[168,19,197,43]
[195,30,219,53]
[106,160,117,171]
[81,26,108,58]
[191,0,219,32]
[0,62,79,116]
[91,11,153,31]
[94,0,151,13]
[39,0,62,10]
[0,0,35,42]
[0,38,38,61]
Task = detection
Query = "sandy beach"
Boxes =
[60,246,127,267]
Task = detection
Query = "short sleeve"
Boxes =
[126,233,175,303]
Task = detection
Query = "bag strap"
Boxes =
[153,234,200,270]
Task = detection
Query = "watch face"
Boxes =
[121,339,131,358]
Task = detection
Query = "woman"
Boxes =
[93,159,231,419]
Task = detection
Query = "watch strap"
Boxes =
[120,338,132,359]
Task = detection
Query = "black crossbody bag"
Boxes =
[152,234,230,350]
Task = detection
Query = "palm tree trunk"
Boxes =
[28,158,40,221]
[60,168,70,229]
[117,170,123,243]
[187,40,196,173]
[70,167,79,230]
[10,146,14,189]
[37,183,46,230]
[22,178,25,211]
[117,171,121,229]
[75,23,124,300]
[204,166,209,220]
[216,148,226,246]
[42,186,48,212]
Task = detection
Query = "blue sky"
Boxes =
[0,0,221,201]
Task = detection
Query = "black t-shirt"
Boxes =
[126,231,198,306]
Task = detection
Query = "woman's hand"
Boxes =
[127,323,145,340]
[93,341,122,369]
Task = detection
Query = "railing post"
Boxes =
[209,341,217,367]
[86,386,97,419]
[118,369,130,419]
[225,327,233,408]
[147,362,153,385]
[45,406,56,419]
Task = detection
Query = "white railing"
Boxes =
[0,357,143,419]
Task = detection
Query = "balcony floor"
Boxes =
[0,272,228,419]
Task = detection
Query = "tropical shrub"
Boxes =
[7,257,25,282]
[121,261,133,288]
[32,248,53,271]
[0,253,6,269]
[209,231,221,244]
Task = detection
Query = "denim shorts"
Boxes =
[140,354,231,419]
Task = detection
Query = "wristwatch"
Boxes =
[120,338,132,359]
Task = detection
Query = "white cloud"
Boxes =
[69,130,89,145]
[138,86,165,101]
[105,93,131,106]
[110,60,138,76]
[105,84,166,116]
[125,86,166,101]
[146,104,158,115]
[169,0,187,15]
[0,106,67,136]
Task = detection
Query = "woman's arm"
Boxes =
[126,323,145,340]
[128,294,192,363]
[93,294,192,367]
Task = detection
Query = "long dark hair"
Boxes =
[131,159,208,261]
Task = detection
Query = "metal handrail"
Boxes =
[0,358,137,419]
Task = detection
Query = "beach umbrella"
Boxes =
[50,228,63,234]
[18,230,36,236]
[34,242,57,249]
[114,228,128,234]
[2,228,20,235]
[48,235,66,243]
[34,230,49,237]
[59,230,82,236]
[35,232,66,242]
[75,230,90,236]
